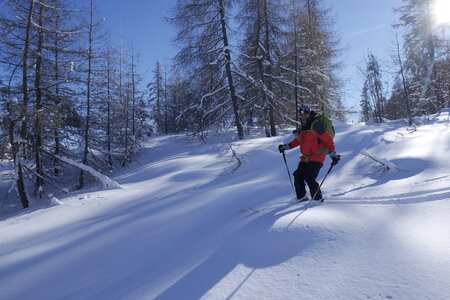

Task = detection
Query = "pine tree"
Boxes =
[361,52,387,123]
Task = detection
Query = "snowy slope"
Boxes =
[1,110,450,300]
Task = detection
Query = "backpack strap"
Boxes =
[301,148,329,162]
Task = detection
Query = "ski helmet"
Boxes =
[299,105,310,114]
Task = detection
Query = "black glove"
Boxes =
[278,144,288,153]
[329,151,341,165]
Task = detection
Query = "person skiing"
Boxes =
[278,105,340,202]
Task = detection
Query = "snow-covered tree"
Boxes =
[388,29,413,125]
[360,84,372,122]
[148,61,167,134]
[236,0,287,137]
[361,52,387,123]
[169,0,244,139]
[0,0,146,210]
[282,0,344,122]
[78,0,105,188]
[395,0,449,115]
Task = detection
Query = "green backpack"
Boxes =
[311,115,335,138]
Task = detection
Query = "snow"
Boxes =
[1,110,450,300]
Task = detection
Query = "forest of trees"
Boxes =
[1,0,448,212]
[150,0,346,140]
[360,0,450,124]
[0,0,149,210]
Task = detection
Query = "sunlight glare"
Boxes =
[432,0,450,26]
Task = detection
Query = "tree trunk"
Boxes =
[119,28,130,167]
[131,44,136,137]
[106,48,113,169]
[79,0,94,189]
[16,0,35,208]
[253,2,269,137]
[20,0,34,141]
[53,14,61,175]
[218,0,244,140]
[263,0,276,137]
[394,31,412,126]
[9,121,29,208]
[34,3,44,198]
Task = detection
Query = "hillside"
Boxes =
[1,109,450,300]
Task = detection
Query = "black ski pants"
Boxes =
[293,161,323,200]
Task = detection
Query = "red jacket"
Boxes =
[288,120,335,165]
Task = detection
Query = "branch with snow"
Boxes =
[21,164,69,194]
[55,155,121,189]
[231,61,274,99]
[222,131,242,173]
[360,150,398,176]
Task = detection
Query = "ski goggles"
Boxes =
[299,105,310,114]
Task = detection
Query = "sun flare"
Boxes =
[432,0,450,26]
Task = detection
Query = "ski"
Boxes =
[240,197,324,214]
[239,206,260,213]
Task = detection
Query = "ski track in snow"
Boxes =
[1,110,450,300]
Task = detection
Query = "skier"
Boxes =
[278,105,340,202]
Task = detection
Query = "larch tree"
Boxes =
[148,61,166,134]
[281,0,344,122]
[169,0,244,139]
[236,0,287,137]
[389,29,414,125]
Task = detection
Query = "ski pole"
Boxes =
[310,157,340,201]
[288,158,340,227]
[281,150,295,193]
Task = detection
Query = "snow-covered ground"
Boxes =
[1,109,450,300]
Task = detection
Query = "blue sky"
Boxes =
[95,0,177,72]
[95,0,404,122]
[326,0,404,119]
